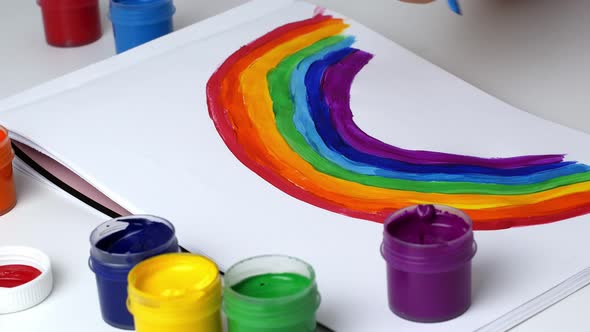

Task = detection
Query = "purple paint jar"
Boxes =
[381,204,477,323]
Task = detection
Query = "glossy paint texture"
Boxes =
[206,15,590,230]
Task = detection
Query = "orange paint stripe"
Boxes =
[211,16,590,229]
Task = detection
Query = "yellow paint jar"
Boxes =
[127,253,222,332]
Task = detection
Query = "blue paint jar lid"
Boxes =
[89,215,178,271]
[109,0,175,26]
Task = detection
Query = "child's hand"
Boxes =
[399,0,435,3]
[400,0,462,15]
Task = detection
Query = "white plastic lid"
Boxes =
[0,246,53,314]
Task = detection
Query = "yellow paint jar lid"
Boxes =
[127,253,221,318]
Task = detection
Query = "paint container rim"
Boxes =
[0,126,14,169]
[37,0,98,10]
[127,253,221,320]
[223,255,321,328]
[0,246,53,314]
[89,215,178,271]
[382,204,477,273]
[109,0,176,26]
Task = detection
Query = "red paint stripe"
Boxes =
[206,16,590,230]
[207,16,363,220]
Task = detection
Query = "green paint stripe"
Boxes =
[266,36,590,195]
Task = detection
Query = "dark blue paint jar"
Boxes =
[109,0,175,53]
[89,215,179,330]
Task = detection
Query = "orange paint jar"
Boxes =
[0,126,16,216]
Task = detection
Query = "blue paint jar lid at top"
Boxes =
[109,0,176,26]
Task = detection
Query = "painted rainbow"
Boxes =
[206,15,590,230]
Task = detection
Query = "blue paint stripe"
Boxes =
[292,42,585,180]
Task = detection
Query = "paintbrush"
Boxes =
[448,0,462,15]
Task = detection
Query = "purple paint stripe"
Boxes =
[322,50,565,169]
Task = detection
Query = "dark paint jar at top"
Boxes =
[109,0,175,53]
[37,0,102,47]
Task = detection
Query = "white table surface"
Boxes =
[1,0,589,331]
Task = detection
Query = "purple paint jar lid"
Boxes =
[381,204,477,273]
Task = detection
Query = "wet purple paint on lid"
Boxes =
[382,204,476,273]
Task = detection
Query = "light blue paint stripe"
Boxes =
[289,36,590,184]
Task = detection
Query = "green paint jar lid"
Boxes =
[223,255,321,331]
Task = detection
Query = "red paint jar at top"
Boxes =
[37,0,102,47]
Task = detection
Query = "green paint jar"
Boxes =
[223,255,321,332]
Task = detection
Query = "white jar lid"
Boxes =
[0,246,53,314]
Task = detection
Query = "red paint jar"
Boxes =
[0,126,16,216]
[37,0,102,47]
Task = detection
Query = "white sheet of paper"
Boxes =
[2,1,590,331]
